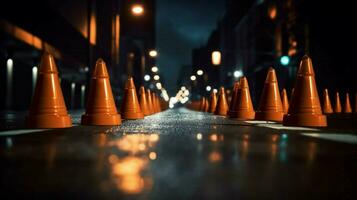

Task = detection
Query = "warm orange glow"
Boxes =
[211,51,221,65]
[0,19,61,58]
[108,154,119,164]
[210,134,218,142]
[149,134,160,142]
[149,152,157,160]
[269,6,277,20]
[272,134,279,142]
[90,13,97,45]
[149,50,158,57]
[209,151,222,163]
[131,4,144,16]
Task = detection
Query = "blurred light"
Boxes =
[190,75,196,81]
[206,86,212,92]
[211,51,221,65]
[71,83,76,108]
[282,134,288,140]
[196,133,203,140]
[209,151,222,163]
[169,104,174,108]
[210,134,218,142]
[149,152,157,160]
[181,86,186,91]
[233,70,243,78]
[154,75,160,80]
[81,85,86,108]
[144,74,150,81]
[84,66,89,72]
[156,82,162,89]
[268,5,277,20]
[183,90,189,96]
[149,50,158,57]
[280,56,290,66]
[213,89,218,94]
[131,4,144,16]
[151,66,158,73]
[196,69,203,76]
[32,66,38,91]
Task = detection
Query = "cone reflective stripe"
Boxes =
[146,89,154,114]
[208,91,218,113]
[255,68,284,122]
[214,87,229,116]
[26,52,72,128]
[81,59,121,125]
[139,86,150,116]
[228,81,240,117]
[229,77,255,120]
[343,93,352,113]
[281,89,289,114]
[334,92,342,113]
[120,77,144,119]
[283,56,327,127]
[322,89,333,114]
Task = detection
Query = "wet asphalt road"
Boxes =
[0,108,357,199]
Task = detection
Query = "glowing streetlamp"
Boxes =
[154,75,160,80]
[211,51,221,66]
[233,70,243,78]
[196,69,203,76]
[190,75,196,81]
[144,74,150,81]
[131,4,144,16]
[151,66,158,73]
[149,50,158,57]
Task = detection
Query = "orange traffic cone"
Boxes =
[26,52,72,128]
[139,86,150,116]
[229,77,255,120]
[214,87,229,116]
[334,92,342,113]
[208,90,217,113]
[204,98,209,112]
[81,59,121,125]
[343,93,352,113]
[255,68,284,122]
[321,89,333,114]
[281,88,289,114]
[156,94,162,112]
[228,81,240,117]
[199,97,206,112]
[146,89,154,115]
[120,77,144,119]
[283,56,327,127]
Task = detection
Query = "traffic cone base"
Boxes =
[26,52,72,128]
[283,113,327,127]
[255,112,283,122]
[81,113,121,126]
[26,114,72,128]
[229,111,255,120]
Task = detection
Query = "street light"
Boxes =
[280,56,290,66]
[211,51,221,66]
[131,4,144,16]
[190,75,196,81]
[149,50,158,57]
[196,69,203,76]
[156,82,162,89]
[206,86,212,92]
[233,70,243,78]
[144,74,150,81]
[151,66,158,73]
[154,75,160,80]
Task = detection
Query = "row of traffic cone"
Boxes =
[322,90,355,114]
[190,55,355,127]
[26,53,166,129]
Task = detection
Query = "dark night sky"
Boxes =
[156,0,225,93]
